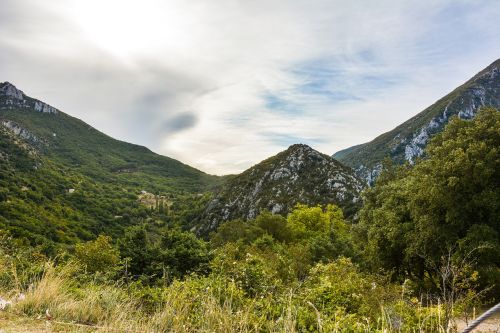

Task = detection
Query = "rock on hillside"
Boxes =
[199,144,363,233]
[0,82,58,114]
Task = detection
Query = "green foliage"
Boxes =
[0,230,46,291]
[75,235,120,274]
[118,226,156,278]
[210,204,357,293]
[0,142,215,254]
[1,88,498,331]
[0,202,490,332]
[360,108,500,292]
[209,219,265,247]
[159,228,210,278]
[119,226,210,282]
[211,241,287,296]
[255,210,291,242]
[0,105,221,251]
[296,258,395,332]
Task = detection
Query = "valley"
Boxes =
[0,59,499,332]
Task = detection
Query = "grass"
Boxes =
[4,262,291,332]
[2,261,486,333]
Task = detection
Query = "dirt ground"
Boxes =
[0,312,94,333]
[456,313,500,333]
[1,310,499,333]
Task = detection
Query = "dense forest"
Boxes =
[0,108,498,332]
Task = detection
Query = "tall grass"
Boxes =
[7,262,292,332]
[2,261,463,332]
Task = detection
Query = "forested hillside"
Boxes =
[0,82,218,192]
[0,82,219,250]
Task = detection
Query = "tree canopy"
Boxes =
[360,108,500,290]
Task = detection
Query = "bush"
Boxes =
[75,235,120,274]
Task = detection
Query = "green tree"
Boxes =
[361,108,500,288]
[118,226,159,278]
[255,210,291,242]
[209,219,264,247]
[287,204,346,239]
[75,235,120,273]
[159,228,210,279]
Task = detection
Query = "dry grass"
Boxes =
[4,262,296,332]
[2,261,490,333]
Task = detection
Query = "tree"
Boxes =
[118,226,158,278]
[75,235,120,273]
[209,219,264,247]
[361,108,500,289]
[255,210,291,242]
[287,204,345,240]
[159,228,210,279]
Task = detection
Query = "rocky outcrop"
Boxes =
[1,120,41,144]
[199,144,363,234]
[0,82,58,114]
[33,101,58,114]
[0,82,24,100]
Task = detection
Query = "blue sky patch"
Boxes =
[264,55,402,116]
[261,132,327,147]
[263,93,304,115]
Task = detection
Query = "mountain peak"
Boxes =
[286,143,312,150]
[0,82,24,100]
[486,58,500,69]
[283,143,319,156]
[0,81,58,114]
[199,143,363,233]
[282,143,320,157]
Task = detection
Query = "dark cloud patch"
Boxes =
[162,112,198,135]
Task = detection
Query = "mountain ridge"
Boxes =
[0,81,219,193]
[333,58,500,183]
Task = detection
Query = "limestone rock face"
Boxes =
[0,82,24,100]
[34,101,58,114]
[1,120,40,143]
[0,82,58,114]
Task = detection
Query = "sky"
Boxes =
[1,0,499,175]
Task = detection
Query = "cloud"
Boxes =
[1,0,499,174]
[162,112,199,135]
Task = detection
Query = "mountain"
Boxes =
[199,144,363,233]
[333,59,500,183]
[0,82,218,193]
[0,82,219,248]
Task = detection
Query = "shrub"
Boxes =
[75,235,120,274]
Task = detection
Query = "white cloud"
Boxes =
[1,0,499,174]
